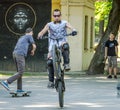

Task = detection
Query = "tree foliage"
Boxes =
[87,0,120,74]
[95,1,112,36]
[95,1,112,21]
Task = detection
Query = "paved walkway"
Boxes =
[0,74,120,110]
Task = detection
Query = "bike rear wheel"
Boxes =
[52,45,61,78]
[58,81,64,108]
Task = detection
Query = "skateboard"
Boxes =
[10,91,31,97]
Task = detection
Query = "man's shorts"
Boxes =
[48,38,66,52]
[48,38,67,58]
[108,56,117,68]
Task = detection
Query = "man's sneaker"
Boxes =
[0,81,10,91]
[114,75,117,79]
[107,75,112,79]
[16,89,25,92]
[64,64,71,71]
[47,81,54,88]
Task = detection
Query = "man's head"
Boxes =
[109,33,115,40]
[25,27,33,35]
[53,9,61,23]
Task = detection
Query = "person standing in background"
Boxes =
[105,33,118,79]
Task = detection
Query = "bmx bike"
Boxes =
[42,33,76,108]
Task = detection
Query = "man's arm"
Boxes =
[66,22,77,36]
[66,22,76,31]
[105,47,108,59]
[115,46,118,57]
[37,23,49,39]
[115,40,118,57]
[31,43,36,56]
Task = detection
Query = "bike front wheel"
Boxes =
[52,45,61,78]
[58,81,64,108]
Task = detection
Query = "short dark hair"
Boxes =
[25,27,33,33]
[110,32,114,35]
[53,9,61,15]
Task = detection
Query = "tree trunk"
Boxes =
[87,0,120,74]
[99,20,104,38]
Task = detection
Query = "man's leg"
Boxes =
[62,43,70,71]
[107,56,112,78]
[108,67,112,75]
[114,67,117,76]
[113,56,118,79]
[13,56,23,91]
[47,59,54,88]
[7,54,25,90]
[17,76,23,91]
[1,54,25,91]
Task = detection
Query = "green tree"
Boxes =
[95,1,112,37]
[87,0,120,74]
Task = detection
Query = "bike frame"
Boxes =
[43,33,72,79]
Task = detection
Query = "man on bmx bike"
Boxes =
[37,9,77,88]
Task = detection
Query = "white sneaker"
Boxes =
[47,81,54,88]
[64,64,71,71]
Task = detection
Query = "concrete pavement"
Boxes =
[0,73,120,110]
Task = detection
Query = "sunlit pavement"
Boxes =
[0,73,120,110]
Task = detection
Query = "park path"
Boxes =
[0,74,120,110]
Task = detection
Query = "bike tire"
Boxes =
[52,45,61,78]
[58,81,64,108]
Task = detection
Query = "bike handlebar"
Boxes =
[40,32,77,40]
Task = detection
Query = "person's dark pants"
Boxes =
[62,48,70,65]
[7,53,25,90]
[48,65,54,82]
[47,59,54,82]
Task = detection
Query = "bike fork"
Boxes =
[55,78,65,92]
